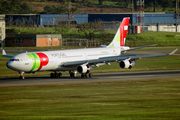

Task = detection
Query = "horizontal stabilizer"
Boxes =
[2,50,6,55]
[122,44,157,51]
[100,45,107,48]
[1,50,14,58]
[169,49,178,55]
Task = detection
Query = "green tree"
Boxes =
[98,0,103,6]
[43,5,67,14]
[19,3,31,14]
[43,6,54,14]
[11,0,22,13]
[77,21,104,40]
[0,0,11,14]
[0,0,32,14]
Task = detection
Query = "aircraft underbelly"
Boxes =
[55,66,77,71]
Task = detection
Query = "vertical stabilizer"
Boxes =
[108,17,130,48]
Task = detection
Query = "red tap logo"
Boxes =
[27,53,49,72]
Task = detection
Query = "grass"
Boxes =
[0,78,180,119]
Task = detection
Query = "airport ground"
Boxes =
[0,47,180,119]
[0,72,180,119]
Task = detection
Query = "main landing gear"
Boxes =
[50,72,62,78]
[50,71,93,78]
[69,71,77,78]
[81,73,93,78]
[70,71,93,78]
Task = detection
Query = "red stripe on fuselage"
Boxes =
[36,53,49,71]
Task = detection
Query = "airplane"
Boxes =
[2,17,178,79]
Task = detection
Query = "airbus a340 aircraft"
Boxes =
[2,18,178,79]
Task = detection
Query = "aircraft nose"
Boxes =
[6,61,10,69]
[6,61,18,71]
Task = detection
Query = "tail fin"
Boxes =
[108,17,130,48]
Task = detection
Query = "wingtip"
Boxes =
[147,44,157,47]
[169,49,178,55]
[152,44,157,46]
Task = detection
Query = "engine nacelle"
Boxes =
[77,64,93,73]
[119,59,135,69]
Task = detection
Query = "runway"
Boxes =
[0,70,180,86]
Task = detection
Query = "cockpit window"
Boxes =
[10,59,20,61]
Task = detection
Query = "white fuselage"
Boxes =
[7,47,121,72]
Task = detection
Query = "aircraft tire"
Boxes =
[50,73,54,78]
[85,74,88,78]
[58,73,62,77]
[55,73,58,78]
[19,76,25,80]
[70,73,74,78]
[89,73,92,78]
[81,73,85,78]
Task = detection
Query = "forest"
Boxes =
[0,0,178,14]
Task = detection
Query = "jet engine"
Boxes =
[119,59,135,69]
[77,64,93,73]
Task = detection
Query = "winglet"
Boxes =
[169,49,178,55]
[2,49,6,55]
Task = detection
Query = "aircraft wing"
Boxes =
[63,49,178,67]
[1,50,14,58]
[130,48,178,61]
[63,54,136,66]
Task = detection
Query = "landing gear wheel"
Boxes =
[50,73,54,78]
[81,73,92,78]
[81,73,85,78]
[50,72,62,78]
[19,71,25,80]
[70,72,75,78]
[69,71,77,78]
[55,73,58,78]
[19,76,25,80]
[58,73,62,77]
[85,73,88,78]
[89,73,93,78]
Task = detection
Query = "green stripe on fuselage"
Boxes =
[27,53,40,72]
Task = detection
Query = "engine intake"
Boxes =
[77,64,92,73]
[119,59,135,69]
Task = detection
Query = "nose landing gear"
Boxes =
[19,71,25,80]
